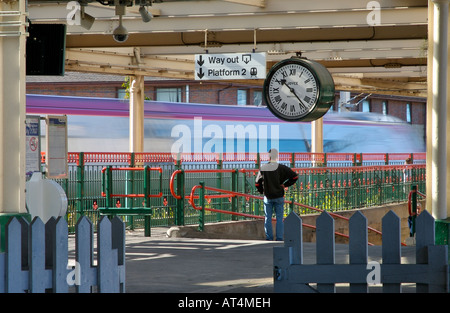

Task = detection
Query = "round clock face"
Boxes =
[263,58,335,122]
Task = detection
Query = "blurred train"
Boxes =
[25,94,425,154]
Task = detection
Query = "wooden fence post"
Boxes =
[5,217,28,292]
[97,216,119,293]
[316,211,335,293]
[0,215,125,293]
[75,216,96,292]
[50,217,69,293]
[349,211,368,293]
[30,217,47,293]
[273,209,449,293]
[382,210,401,292]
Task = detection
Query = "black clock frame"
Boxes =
[263,57,335,122]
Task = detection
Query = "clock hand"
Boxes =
[281,80,307,109]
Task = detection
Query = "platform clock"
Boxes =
[263,57,335,122]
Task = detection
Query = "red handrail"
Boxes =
[170,170,183,199]
[188,184,357,244]
[169,168,237,200]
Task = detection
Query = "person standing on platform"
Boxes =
[255,149,298,241]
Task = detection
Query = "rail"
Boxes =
[187,183,387,245]
[169,164,425,245]
[44,151,426,166]
[99,166,163,237]
[47,151,426,233]
[169,168,237,200]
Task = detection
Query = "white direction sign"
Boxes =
[195,52,266,80]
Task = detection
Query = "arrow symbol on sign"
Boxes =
[242,54,251,64]
[197,55,205,66]
[197,67,204,79]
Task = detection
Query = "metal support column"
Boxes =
[0,0,30,250]
[431,0,449,220]
[129,75,145,153]
[311,118,324,154]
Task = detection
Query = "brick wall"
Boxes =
[27,82,120,98]
[27,79,265,106]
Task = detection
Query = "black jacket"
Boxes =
[255,163,298,199]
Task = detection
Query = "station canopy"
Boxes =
[27,0,428,97]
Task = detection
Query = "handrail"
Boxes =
[188,184,370,245]
[192,184,376,237]
[169,168,237,200]
[188,184,324,236]
[170,169,183,199]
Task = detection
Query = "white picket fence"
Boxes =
[274,210,449,293]
[0,215,125,293]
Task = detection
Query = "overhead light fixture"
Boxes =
[80,6,95,30]
[139,6,152,23]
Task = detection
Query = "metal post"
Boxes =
[231,169,238,220]
[256,152,261,169]
[198,181,205,232]
[125,153,135,229]
[411,185,417,236]
[144,165,151,237]
[216,156,222,221]
[76,152,85,219]
[431,0,449,220]
[105,166,112,208]
[176,169,185,226]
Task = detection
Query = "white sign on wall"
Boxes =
[194,52,266,80]
[46,115,68,179]
[26,115,41,174]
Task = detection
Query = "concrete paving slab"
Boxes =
[120,228,418,293]
[67,226,424,294]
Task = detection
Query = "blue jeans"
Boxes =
[264,196,285,241]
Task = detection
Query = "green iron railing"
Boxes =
[46,152,426,233]
[184,164,426,227]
